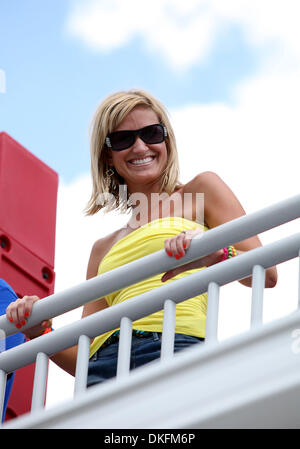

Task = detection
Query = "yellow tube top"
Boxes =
[89,216,208,358]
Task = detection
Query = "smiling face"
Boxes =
[106,106,168,193]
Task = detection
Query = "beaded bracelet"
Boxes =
[221,245,237,261]
[42,327,54,335]
[27,327,53,340]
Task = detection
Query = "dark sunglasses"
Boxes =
[105,123,167,151]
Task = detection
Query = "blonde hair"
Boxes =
[84,89,184,216]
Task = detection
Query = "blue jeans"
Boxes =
[87,332,204,388]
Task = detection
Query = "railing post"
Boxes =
[116,317,132,378]
[251,265,265,327]
[0,369,7,422]
[74,335,91,396]
[161,299,176,361]
[205,282,220,344]
[31,352,48,413]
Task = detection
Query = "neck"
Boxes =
[125,183,182,230]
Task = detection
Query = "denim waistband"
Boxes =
[101,329,158,350]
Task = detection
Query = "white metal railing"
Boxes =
[0,194,300,424]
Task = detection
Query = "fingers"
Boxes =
[162,228,205,283]
[165,233,185,259]
[41,319,52,329]
[165,229,198,259]
[161,271,173,282]
[6,295,40,329]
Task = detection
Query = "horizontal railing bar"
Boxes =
[0,232,299,374]
[1,194,299,339]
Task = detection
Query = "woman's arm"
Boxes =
[196,171,277,287]
[6,238,110,376]
[162,172,277,288]
[49,238,110,375]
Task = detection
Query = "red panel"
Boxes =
[0,132,58,267]
[4,364,36,421]
[0,132,58,420]
[0,232,55,297]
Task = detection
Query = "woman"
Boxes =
[5,89,278,387]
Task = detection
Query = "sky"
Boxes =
[1,0,300,410]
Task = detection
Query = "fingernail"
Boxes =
[183,243,186,249]
[175,255,180,259]
[167,251,172,257]
[25,312,29,317]
[9,318,13,323]
[21,320,26,326]
[180,252,185,257]
[16,324,22,329]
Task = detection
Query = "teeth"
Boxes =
[130,156,154,165]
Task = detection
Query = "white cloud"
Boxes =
[65,0,222,70]
[210,0,300,63]
[171,67,300,208]
[66,0,300,70]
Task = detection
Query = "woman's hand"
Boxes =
[162,228,223,282]
[6,295,52,340]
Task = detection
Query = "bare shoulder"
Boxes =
[83,230,121,320]
[181,172,224,227]
[184,171,223,193]
[91,230,119,257]
[184,171,248,228]
[87,230,120,280]
[186,171,238,208]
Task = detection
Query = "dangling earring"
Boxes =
[105,167,115,188]
[106,168,114,177]
[163,171,169,186]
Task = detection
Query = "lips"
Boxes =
[127,155,156,166]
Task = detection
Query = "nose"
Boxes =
[131,136,149,153]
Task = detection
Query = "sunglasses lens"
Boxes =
[141,124,164,144]
[108,124,166,151]
[109,131,135,151]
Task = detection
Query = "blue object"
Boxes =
[0,279,26,422]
